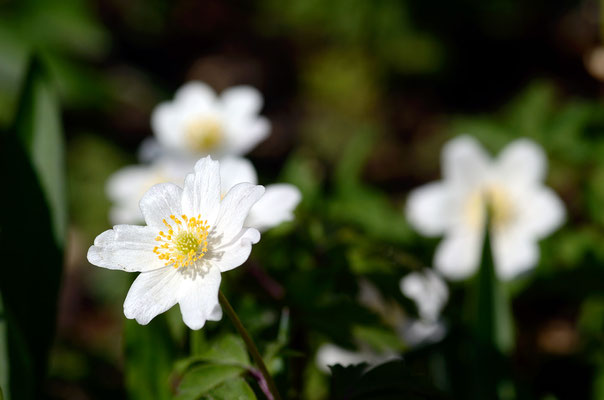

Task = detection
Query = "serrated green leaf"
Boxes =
[174,364,246,400]
[184,334,250,370]
[0,55,66,400]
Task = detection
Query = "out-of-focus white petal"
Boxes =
[495,138,546,186]
[139,183,183,228]
[400,269,448,322]
[123,267,182,325]
[515,187,565,239]
[209,228,260,272]
[223,116,271,156]
[492,234,539,281]
[434,228,482,280]
[442,135,490,186]
[106,165,152,225]
[181,156,221,226]
[315,344,370,373]
[220,85,263,117]
[213,183,265,245]
[219,157,258,194]
[405,182,451,237]
[87,225,163,272]
[174,81,216,111]
[403,320,446,346]
[245,184,301,231]
[178,265,222,330]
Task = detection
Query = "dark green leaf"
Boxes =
[202,377,256,400]
[0,55,66,400]
[123,316,176,400]
[174,364,246,400]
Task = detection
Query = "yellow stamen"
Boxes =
[185,117,223,152]
[152,214,210,268]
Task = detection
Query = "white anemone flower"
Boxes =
[400,269,448,345]
[106,156,301,232]
[151,81,270,158]
[88,156,265,330]
[406,135,565,281]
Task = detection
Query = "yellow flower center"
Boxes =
[185,117,223,153]
[464,185,515,230]
[153,214,210,268]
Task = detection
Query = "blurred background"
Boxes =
[2,0,604,399]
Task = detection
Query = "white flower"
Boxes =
[151,81,270,158]
[106,157,192,225]
[88,156,265,330]
[106,156,301,232]
[406,135,565,281]
[315,344,398,373]
[400,269,448,345]
[220,157,302,232]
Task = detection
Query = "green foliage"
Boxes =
[174,335,255,400]
[0,56,66,399]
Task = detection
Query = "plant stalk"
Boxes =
[219,291,281,400]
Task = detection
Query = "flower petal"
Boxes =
[434,228,482,280]
[245,184,301,231]
[492,234,539,281]
[405,182,451,237]
[223,116,271,156]
[209,228,261,272]
[123,267,182,325]
[219,157,258,194]
[495,138,546,186]
[87,225,163,272]
[400,269,448,322]
[181,156,221,226]
[220,85,263,117]
[178,265,222,330]
[213,183,265,245]
[139,183,183,228]
[514,186,565,239]
[175,81,217,113]
[442,135,490,186]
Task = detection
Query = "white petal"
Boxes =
[442,135,490,186]
[87,225,163,272]
[220,85,263,117]
[106,165,152,204]
[219,157,258,194]
[123,267,182,325]
[213,183,265,245]
[495,138,546,186]
[404,320,446,346]
[210,228,261,272]
[139,183,183,228]
[178,265,222,330]
[174,81,216,112]
[245,184,301,231]
[181,156,221,225]
[223,117,271,156]
[514,187,565,239]
[315,344,368,373]
[492,234,539,280]
[434,228,482,280]
[405,182,451,237]
[400,269,448,322]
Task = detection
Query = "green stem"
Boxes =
[219,291,281,400]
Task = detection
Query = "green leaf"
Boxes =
[174,364,246,400]
[202,377,257,400]
[123,316,176,400]
[0,55,66,399]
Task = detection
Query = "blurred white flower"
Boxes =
[106,157,192,225]
[400,269,448,345]
[406,135,565,281]
[107,156,301,232]
[151,81,270,158]
[88,156,264,330]
[315,343,399,373]
[220,157,301,232]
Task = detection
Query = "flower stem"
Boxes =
[218,291,282,400]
